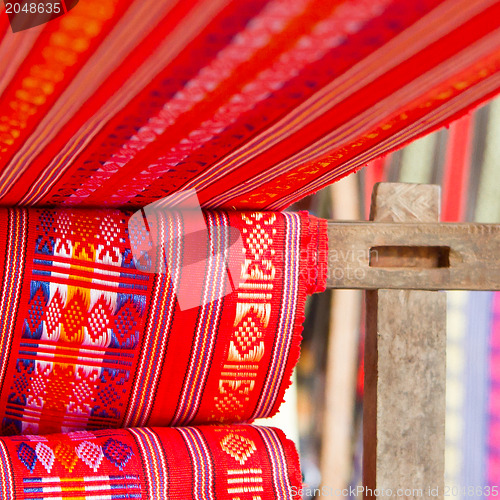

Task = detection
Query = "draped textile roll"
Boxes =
[0,0,498,209]
[0,207,327,436]
[0,424,301,499]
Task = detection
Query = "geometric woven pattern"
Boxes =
[0,208,327,436]
[0,425,301,500]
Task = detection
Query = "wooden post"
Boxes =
[363,183,446,499]
[321,176,362,491]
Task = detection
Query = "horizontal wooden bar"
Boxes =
[327,222,500,290]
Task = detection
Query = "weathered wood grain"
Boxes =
[369,183,440,222]
[363,183,446,500]
[326,221,500,290]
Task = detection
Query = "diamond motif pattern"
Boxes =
[36,443,55,473]
[17,443,37,472]
[220,434,257,465]
[87,295,112,345]
[54,441,79,473]
[102,438,133,470]
[76,441,104,472]
[44,289,64,340]
[62,292,87,343]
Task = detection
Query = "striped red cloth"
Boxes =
[0,0,498,209]
[0,207,327,436]
[0,424,301,499]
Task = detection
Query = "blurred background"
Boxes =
[258,94,500,498]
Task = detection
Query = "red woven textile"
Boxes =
[0,424,301,499]
[0,0,498,209]
[0,208,327,436]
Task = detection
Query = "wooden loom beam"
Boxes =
[326,189,500,291]
[320,182,500,496]
[363,183,446,499]
[324,182,500,499]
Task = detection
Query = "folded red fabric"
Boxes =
[0,424,301,499]
[0,208,327,436]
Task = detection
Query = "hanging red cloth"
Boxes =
[0,0,497,209]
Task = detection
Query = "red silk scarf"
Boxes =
[0,208,327,436]
[0,0,498,209]
[0,424,301,499]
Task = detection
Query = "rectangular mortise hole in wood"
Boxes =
[369,246,451,269]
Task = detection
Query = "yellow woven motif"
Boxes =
[212,213,276,421]
[221,432,263,500]
[220,434,256,465]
